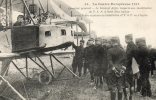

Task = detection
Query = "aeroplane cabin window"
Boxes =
[45,31,51,37]
[61,29,66,35]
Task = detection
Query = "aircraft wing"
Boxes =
[0,0,75,21]
[0,53,20,61]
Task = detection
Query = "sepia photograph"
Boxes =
[0,0,156,100]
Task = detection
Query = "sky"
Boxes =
[62,0,156,47]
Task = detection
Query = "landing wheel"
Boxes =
[38,71,52,85]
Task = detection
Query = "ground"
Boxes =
[0,55,156,100]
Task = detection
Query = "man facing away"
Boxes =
[106,37,126,100]
[72,40,85,77]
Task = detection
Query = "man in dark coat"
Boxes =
[94,38,107,88]
[149,48,156,76]
[135,38,152,97]
[72,40,85,77]
[106,37,126,100]
[83,38,95,82]
[125,34,139,99]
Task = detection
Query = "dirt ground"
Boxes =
[1,56,156,100]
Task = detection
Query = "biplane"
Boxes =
[0,0,87,94]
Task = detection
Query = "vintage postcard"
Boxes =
[0,0,156,100]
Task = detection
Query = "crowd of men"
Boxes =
[71,34,156,100]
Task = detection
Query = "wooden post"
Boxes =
[71,11,73,28]
[9,0,12,27]
[0,0,4,7]
[38,0,45,13]
[47,0,49,13]
[23,1,26,24]
[5,0,8,27]
[21,0,35,25]
[26,57,28,77]
[49,55,54,74]
[76,25,78,46]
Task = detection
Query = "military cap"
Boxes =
[111,36,120,44]
[88,38,94,41]
[125,34,133,40]
[135,37,146,46]
[95,37,102,41]
[80,40,85,43]
[135,37,145,43]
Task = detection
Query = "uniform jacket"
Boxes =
[94,45,108,69]
[107,45,126,73]
[149,48,156,71]
[84,45,95,63]
[137,46,151,73]
[72,43,84,62]
[126,42,138,73]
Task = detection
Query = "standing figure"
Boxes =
[94,38,107,88]
[83,41,90,76]
[135,38,152,97]
[124,34,139,100]
[83,38,95,83]
[148,48,156,76]
[72,40,85,77]
[106,37,126,100]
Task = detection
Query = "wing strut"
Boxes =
[50,53,80,79]
[0,75,26,100]
[21,0,35,25]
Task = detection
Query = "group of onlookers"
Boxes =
[71,34,156,100]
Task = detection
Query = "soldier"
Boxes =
[102,38,112,89]
[94,38,107,88]
[149,48,156,76]
[83,40,90,76]
[124,34,139,100]
[106,37,126,100]
[72,40,85,77]
[135,38,152,97]
[83,38,95,83]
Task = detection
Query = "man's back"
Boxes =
[108,46,126,71]
[84,45,95,63]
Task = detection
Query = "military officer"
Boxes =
[124,34,139,100]
[94,38,107,88]
[135,38,152,97]
[106,37,126,100]
[72,40,85,77]
[83,38,95,82]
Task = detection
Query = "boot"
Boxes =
[118,92,122,100]
[123,88,128,100]
[79,73,81,77]
[110,92,116,100]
